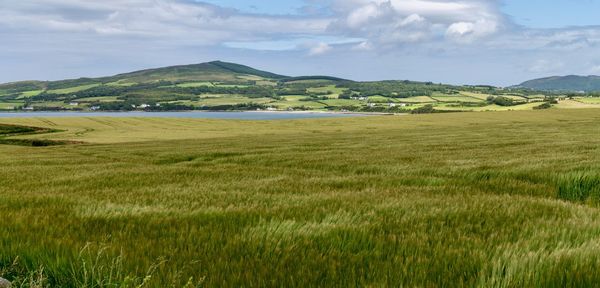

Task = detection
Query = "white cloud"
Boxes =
[353,41,373,51]
[329,0,504,46]
[528,59,565,74]
[0,0,332,44]
[2,0,600,85]
[308,42,333,56]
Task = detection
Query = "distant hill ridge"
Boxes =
[0,61,349,92]
[515,75,600,92]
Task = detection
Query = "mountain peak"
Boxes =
[515,75,600,92]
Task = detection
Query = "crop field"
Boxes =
[574,97,600,104]
[397,96,436,103]
[19,90,43,98]
[46,84,101,95]
[1,109,600,287]
[0,102,21,109]
[431,95,482,103]
[555,99,600,109]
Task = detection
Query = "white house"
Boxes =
[139,104,150,109]
[69,102,79,106]
[388,103,397,107]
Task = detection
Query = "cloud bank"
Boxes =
[1,0,600,85]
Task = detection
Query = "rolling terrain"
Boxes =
[4,61,599,113]
[2,109,600,286]
[515,75,600,92]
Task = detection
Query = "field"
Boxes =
[0,61,579,113]
[2,109,600,287]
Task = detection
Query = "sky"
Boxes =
[2,0,600,86]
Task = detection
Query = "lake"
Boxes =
[0,111,370,120]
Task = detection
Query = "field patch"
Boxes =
[47,84,100,94]
[0,124,72,146]
[2,110,600,286]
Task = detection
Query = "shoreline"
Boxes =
[0,110,395,116]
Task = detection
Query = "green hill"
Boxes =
[0,61,288,93]
[0,61,590,112]
[105,61,288,83]
[516,75,600,92]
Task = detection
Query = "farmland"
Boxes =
[3,61,599,114]
[2,109,600,287]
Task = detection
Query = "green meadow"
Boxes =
[2,109,600,287]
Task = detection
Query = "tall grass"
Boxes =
[557,172,600,204]
[2,109,600,286]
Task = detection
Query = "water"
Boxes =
[0,111,369,120]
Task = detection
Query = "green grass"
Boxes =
[273,100,327,109]
[73,96,121,103]
[306,85,345,96]
[437,102,544,112]
[431,95,483,103]
[458,92,491,100]
[366,95,392,103]
[19,90,43,98]
[193,95,273,106]
[175,82,215,88]
[2,110,600,286]
[557,172,600,204]
[575,97,600,104]
[320,99,362,106]
[0,102,22,110]
[47,84,100,95]
[399,96,436,103]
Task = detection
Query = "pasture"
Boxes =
[2,109,600,287]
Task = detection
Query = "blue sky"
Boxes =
[1,0,600,86]
[503,0,600,28]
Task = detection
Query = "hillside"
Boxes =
[516,75,600,92]
[0,61,287,92]
[2,61,600,112]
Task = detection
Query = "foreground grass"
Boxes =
[2,110,600,287]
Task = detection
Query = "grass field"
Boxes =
[431,95,482,103]
[19,90,43,98]
[0,102,21,110]
[2,109,600,287]
[574,97,600,104]
[556,99,600,109]
[46,84,101,95]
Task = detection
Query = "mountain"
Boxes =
[0,60,564,113]
[108,61,289,83]
[0,61,289,93]
[515,75,600,92]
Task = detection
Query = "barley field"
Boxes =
[2,109,600,287]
